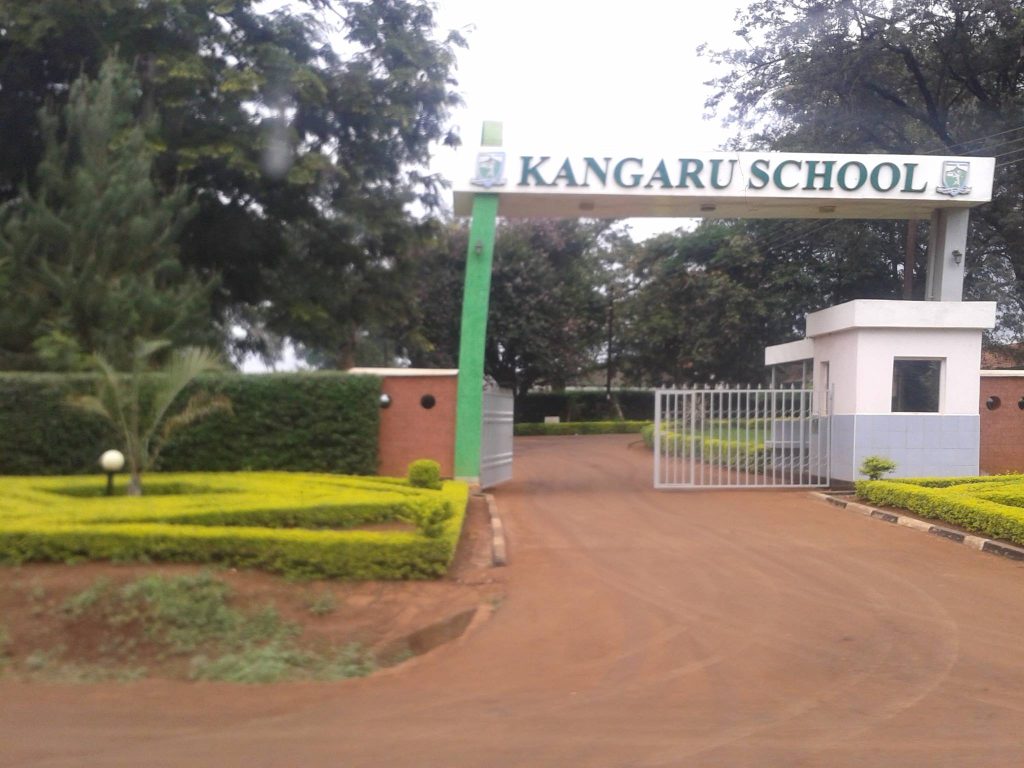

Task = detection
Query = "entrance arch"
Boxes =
[452,122,996,485]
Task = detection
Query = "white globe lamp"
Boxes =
[99,450,125,496]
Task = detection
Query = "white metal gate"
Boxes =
[653,386,830,489]
[480,387,514,489]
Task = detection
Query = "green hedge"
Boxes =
[641,424,767,468]
[0,373,380,475]
[515,390,653,423]
[864,475,1024,489]
[514,420,650,436]
[855,477,1024,546]
[0,472,468,580]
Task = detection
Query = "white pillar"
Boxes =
[925,208,969,301]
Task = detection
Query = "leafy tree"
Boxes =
[0,0,465,359]
[400,222,469,369]
[71,341,230,496]
[618,219,909,386]
[594,228,639,406]
[704,0,1024,341]
[262,216,429,369]
[0,57,210,371]
[620,223,773,385]
[743,217,914,307]
[410,219,610,395]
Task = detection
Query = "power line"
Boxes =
[992,145,1024,161]
[953,134,1024,157]
[923,124,1024,155]
[756,221,825,252]
[757,221,837,253]
[748,219,814,251]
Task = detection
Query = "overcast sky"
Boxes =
[429,0,750,239]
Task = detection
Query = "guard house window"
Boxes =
[891,359,942,413]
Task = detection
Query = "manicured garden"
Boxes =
[856,475,1024,547]
[0,371,474,582]
[0,469,469,580]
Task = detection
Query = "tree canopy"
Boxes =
[409,219,611,395]
[0,57,210,370]
[0,0,465,361]
[704,0,1024,340]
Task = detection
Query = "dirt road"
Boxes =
[3,434,1024,767]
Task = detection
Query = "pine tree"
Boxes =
[0,57,212,370]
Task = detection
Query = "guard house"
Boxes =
[766,300,995,483]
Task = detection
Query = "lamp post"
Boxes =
[99,450,125,496]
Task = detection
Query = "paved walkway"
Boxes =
[4,434,1024,767]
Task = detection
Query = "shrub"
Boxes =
[641,424,767,468]
[0,372,379,475]
[860,455,896,481]
[514,420,650,436]
[0,472,469,579]
[408,459,442,489]
[855,476,1024,546]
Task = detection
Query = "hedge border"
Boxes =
[514,420,650,436]
[0,474,469,580]
[515,390,654,423]
[0,372,380,475]
[854,477,1024,548]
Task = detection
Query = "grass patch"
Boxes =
[12,572,377,683]
[305,589,337,616]
[0,472,469,580]
[190,640,375,683]
[0,624,10,669]
[856,475,1024,546]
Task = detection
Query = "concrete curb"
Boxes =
[811,491,1024,562]
[484,493,507,567]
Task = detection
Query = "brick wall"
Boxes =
[376,373,458,478]
[979,374,1024,474]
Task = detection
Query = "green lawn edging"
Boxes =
[855,476,1024,547]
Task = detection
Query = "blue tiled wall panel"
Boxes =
[830,414,979,482]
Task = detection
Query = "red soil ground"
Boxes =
[3,434,1024,767]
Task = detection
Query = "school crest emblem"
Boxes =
[936,161,971,196]
[471,151,506,189]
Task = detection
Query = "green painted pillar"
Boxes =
[454,122,502,480]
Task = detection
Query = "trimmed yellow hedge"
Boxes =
[0,473,469,580]
[855,476,1024,546]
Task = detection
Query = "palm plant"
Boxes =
[71,340,231,495]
